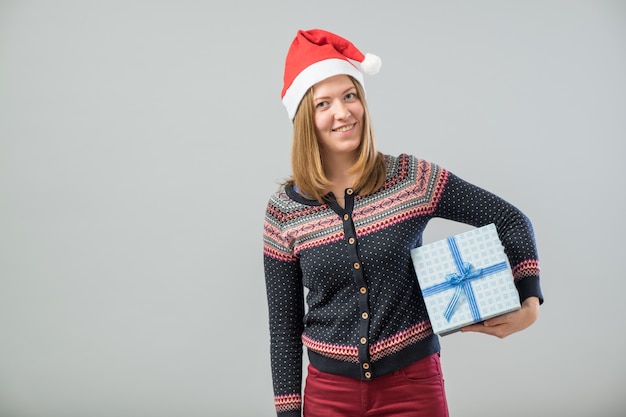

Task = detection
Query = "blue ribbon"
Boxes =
[421,236,508,322]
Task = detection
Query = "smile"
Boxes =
[333,123,356,133]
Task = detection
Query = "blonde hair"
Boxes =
[287,76,386,203]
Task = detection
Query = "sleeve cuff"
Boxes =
[515,275,544,305]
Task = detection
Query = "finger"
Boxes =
[461,323,490,333]
[463,321,513,337]
[483,314,511,327]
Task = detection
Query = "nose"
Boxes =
[334,103,351,120]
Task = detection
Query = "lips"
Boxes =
[333,122,357,132]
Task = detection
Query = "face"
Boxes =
[312,74,364,158]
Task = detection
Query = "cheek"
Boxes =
[314,113,331,132]
[353,105,365,120]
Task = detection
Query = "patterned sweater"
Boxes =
[263,154,543,417]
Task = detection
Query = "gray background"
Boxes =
[1,1,624,416]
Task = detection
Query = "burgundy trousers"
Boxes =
[303,353,449,417]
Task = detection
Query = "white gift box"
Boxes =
[410,224,521,336]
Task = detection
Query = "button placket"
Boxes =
[332,188,372,380]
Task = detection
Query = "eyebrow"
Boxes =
[313,86,357,101]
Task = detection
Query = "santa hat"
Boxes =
[281,28,382,120]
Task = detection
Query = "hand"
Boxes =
[460,297,540,338]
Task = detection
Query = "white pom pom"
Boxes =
[361,52,382,75]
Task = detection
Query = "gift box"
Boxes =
[410,223,521,336]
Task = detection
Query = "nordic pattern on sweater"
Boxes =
[263,154,542,416]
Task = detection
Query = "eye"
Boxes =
[315,101,329,109]
[344,92,357,101]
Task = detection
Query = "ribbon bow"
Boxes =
[421,236,508,322]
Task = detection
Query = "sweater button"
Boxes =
[362,363,370,370]
[361,312,369,320]
[359,287,366,294]
[346,188,354,195]
[354,262,360,269]
[360,337,367,344]
[343,214,349,221]
[364,371,372,379]
[349,237,355,245]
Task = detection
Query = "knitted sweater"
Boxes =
[263,154,542,417]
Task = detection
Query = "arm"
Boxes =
[263,203,305,417]
[432,170,543,337]
[461,296,540,338]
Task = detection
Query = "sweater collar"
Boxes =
[285,184,324,206]
[286,184,357,216]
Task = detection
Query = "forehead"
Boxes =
[312,74,355,96]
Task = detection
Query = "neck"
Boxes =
[322,152,358,198]
[323,151,357,180]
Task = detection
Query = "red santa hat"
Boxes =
[281,29,382,120]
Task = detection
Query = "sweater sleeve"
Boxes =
[432,169,543,304]
[263,198,305,417]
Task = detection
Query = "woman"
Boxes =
[263,28,543,417]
